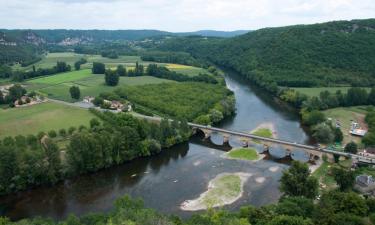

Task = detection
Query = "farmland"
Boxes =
[26,70,175,102]
[0,102,96,138]
[13,52,212,77]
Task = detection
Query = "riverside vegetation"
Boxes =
[1,161,375,225]
[0,111,191,196]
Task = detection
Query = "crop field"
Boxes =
[28,69,92,84]
[28,73,175,102]
[13,52,212,77]
[293,87,371,97]
[115,82,231,120]
[165,64,211,77]
[0,102,96,138]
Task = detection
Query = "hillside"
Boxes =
[158,19,375,91]
[177,30,250,38]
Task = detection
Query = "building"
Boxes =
[83,96,95,103]
[355,175,375,194]
[350,122,367,137]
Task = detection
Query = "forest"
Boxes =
[156,19,375,92]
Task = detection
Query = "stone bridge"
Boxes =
[191,124,375,165]
[133,114,375,165]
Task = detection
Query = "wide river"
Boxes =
[0,72,312,221]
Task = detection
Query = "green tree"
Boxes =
[301,110,326,126]
[117,65,127,76]
[280,161,318,199]
[69,86,81,100]
[48,130,57,138]
[43,138,61,184]
[105,70,119,86]
[332,167,355,191]
[334,128,343,143]
[8,84,27,101]
[312,123,334,144]
[92,62,105,74]
[345,141,358,154]
[90,118,100,129]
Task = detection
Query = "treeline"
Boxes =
[0,61,71,82]
[281,87,375,110]
[92,62,218,85]
[363,111,375,146]
[0,84,34,107]
[140,51,203,67]
[2,161,375,225]
[0,112,191,195]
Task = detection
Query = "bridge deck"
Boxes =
[134,114,375,164]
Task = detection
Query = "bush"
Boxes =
[59,129,67,137]
[48,130,57,138]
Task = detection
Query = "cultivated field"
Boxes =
[293,87,371,97]
[13,52,213,77]
[27,70,175,102]
[0,102,96,138]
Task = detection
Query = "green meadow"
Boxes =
[27,70,175,102]
[227,148,259,161]
[0,102,96,138]
[293,87,371,97]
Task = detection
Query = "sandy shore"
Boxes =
[180,172,251,211]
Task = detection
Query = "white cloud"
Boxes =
[0,0,373,31]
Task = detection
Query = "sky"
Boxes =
[0,0,374,31]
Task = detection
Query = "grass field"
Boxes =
[0,102,96,138]
[252,128,273,138]
[323,106,370,144]
[227,148,259,161]
[28,73,175,102]
[28,69,92,84]
[293,87,371,97]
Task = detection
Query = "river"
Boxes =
[0,72,312,221]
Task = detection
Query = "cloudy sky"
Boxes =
[0,0,374,31]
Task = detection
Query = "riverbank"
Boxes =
[180,172,251,211]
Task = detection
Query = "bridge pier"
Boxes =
[223,134,230,144]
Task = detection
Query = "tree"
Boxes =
[369,88,375,105]
[74,61,81,70]
[90,118,100,129]
[105,70,119,86]
[59,129,67,137]
[312,123,334,144]
[55,61,71,72]
[209,109,224,123]
[69,86,81,100]
[92,62,105,74]
[48,130,57,138]
[8,84,27,101]
[280,161,318,199]
[117,65,127,76]
[345,141,358,154]
[334,128,343,143]
[301,110,326,126]
[332,167,355,191]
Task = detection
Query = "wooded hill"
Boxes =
[157,19,375,91]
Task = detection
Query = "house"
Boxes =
[83,96,95,103]
[355,175,375,194]
[350,122,367,137]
